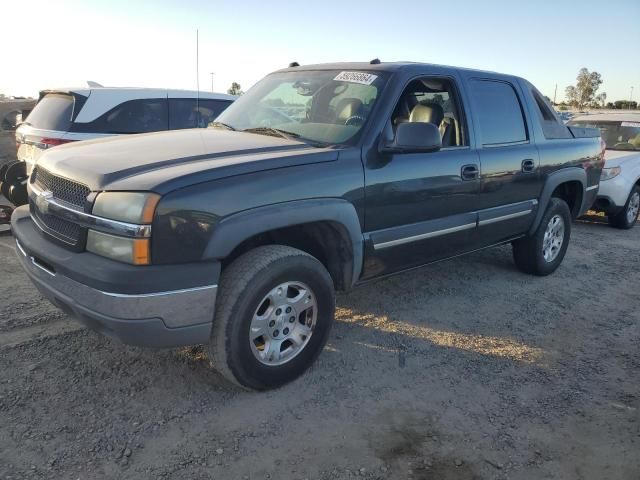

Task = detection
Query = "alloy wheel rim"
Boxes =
[626,192,640,224]
[249,281,317,366]
[542,214,565,263]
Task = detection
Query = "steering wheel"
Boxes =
[613,142,635,150]
[344,115,366,127]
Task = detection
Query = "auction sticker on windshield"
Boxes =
[334,72,378,85]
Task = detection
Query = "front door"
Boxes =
[361,76,480,278]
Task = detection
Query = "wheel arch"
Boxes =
[203,199,363,290]
[530,168,586,235]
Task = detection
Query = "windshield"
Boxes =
[570,119,640,151]
[214,70,387,146]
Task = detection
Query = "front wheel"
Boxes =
[512,197,572,276]
[208,245,335,390]
[608,185,640,229]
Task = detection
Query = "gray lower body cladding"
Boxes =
[11,206,219,347]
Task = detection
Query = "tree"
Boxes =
[613,100,638,110]
[565,86,577,107]
[227,82,243,96]
[594,92,607,108]
[564,68,603,109]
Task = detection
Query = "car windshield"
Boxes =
[570,119,640,151]
[214,70,387,146]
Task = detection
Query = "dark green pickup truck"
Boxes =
[12,61,603,389]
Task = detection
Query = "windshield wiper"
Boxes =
[209,121,236,131]
[242,127,300,140]
[242,127,329,148]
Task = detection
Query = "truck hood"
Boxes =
[604,149,640,169]
[36,128,339,193]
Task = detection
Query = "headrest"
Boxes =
[409,103,444,125]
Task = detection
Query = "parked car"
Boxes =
[569,113,640,228]
[3,88,235,206]
[12,61,603,390]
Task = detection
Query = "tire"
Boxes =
[608,185,640,229]
[208,245,335,390]
[512,197,572,276]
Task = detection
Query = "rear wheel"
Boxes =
[208,245,335,390]
[608,185,640,229]
[512,197,571,276]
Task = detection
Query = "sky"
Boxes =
[2,0,639,103]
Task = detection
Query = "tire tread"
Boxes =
[209,245,328,388]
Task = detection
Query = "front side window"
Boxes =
[390,77,467,147]
[469,80,527,146]
[569,120,640,151]
[215,70,388,146]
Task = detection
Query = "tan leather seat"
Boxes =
[408,102,458,147]
[409,103,444,125]
[335,98,363,123]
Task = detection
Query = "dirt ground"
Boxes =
[0,215,638,480]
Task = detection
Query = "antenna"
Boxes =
[196,29,200,123]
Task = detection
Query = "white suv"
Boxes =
[15,87,235,173]
[570,113,640,228]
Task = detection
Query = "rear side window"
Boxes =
[26,94,75,131]
[72,99,168,134]
[168,98,232,129]
[469,80,527,146]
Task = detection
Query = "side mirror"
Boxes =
[382,122,442,154]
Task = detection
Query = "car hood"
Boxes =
[604,149,640,168]
[36,128,339,193]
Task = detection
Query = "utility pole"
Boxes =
[210,72,215,93]
[553,84,557,105]
[630,86,634,110]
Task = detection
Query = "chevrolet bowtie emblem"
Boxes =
[35,190,54,214]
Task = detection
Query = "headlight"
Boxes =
[88,191,159,265]
[600,167,621,181]
[92,192,160,224]
[87,230,150,265]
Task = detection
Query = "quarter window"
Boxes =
[469,80,527,146]
[530,86,572,139]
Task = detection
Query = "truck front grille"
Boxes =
[31,166,90,209]
[30,203,82,246]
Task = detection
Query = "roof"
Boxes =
[274,61,513,78]
[571,112,640,123]
[40,87,235,101]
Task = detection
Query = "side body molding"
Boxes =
[203,198,364,287]
[530,167,586,235]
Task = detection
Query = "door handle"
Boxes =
[522,159,536,173]
[461,164,479,181]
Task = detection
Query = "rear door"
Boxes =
[464,77,540,245]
